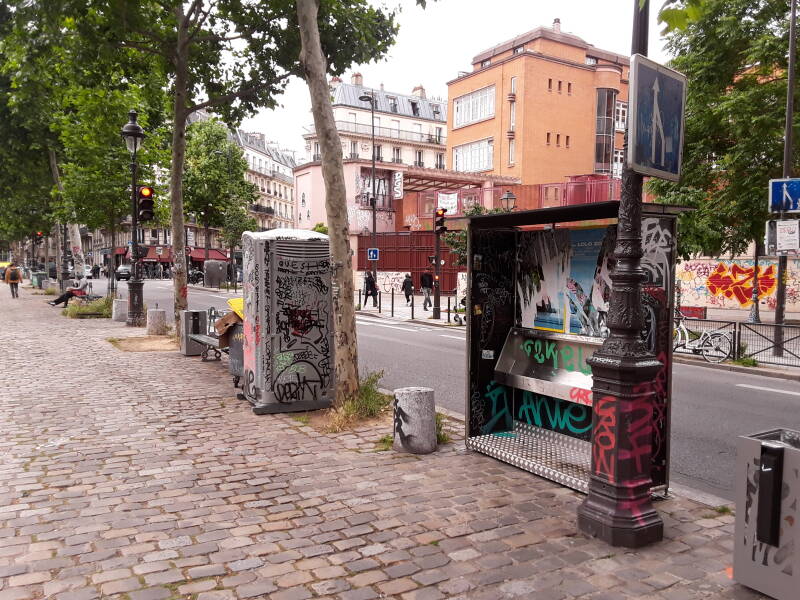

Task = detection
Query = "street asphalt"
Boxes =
[113,277,800,502]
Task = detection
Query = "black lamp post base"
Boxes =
[126,280,145,327]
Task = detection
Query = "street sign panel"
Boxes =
[367,248,379,261]
[768,178,800,213]
[776,220,800,254]
[628,54,687,181]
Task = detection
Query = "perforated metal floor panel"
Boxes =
[466,422,591,493]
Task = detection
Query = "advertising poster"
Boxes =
[566,228,607,334]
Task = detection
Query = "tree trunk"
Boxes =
[169,3,190,337]
[109,219,117,297]
[296,0,359,407]
[48,148,86,279]
[204,220,210,262]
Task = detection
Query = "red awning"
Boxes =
[141,246,159,262]
[157,248,172,263]
[114,247,127,255]
[189,248,228,262]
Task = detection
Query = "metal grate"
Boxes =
[467,421,591,493]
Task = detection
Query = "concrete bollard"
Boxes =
[393,387,436,454]
[112,299,127,322]
[146,309,167,335]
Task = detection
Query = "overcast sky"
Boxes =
[241,0,672,161]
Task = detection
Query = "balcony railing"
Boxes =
[249,204,275,215]
[307,121,446,146]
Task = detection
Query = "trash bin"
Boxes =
[227,323,244,385]
[734,428,800,600]
[180,310,207,356]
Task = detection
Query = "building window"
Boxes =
[435,152,445,169]
[566,135,570,148]
[508,139,515,165]
[480,59,491,68]
[314,142,320,158]
[452,138,493,172]
[410,100,419,116]
[510,76,517,94]
[431,104,441,118]
[435,126,443,143]
[548,78,552,92]
[556,134,561,147]
[612,149,624,179]
[509,101,516,131]
[301,193,306,207]
[546,132,551,145]
[558,80,562,93]
[350,140,358,158]
[453,85,496,128]
[388,97,398,113]
[595,88,617,174]
[568,82,572,95]
[392,146,401,163]
[615,100,628,131]
[374,144,383,161]
[415,149,424,167]
[585,56,598,65]
[513,46,524,54]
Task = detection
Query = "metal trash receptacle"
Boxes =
[228,323,244,385]
[734,428,800,600]
[180,310,207,356]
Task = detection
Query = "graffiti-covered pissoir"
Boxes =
[465,202,684,493]
[241,229,334,414]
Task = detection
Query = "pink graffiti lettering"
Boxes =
[569,387,592,406]
[593,396,617,483]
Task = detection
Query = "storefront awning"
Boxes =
[189,248,228,262]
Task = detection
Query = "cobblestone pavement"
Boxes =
[0,288,765,599]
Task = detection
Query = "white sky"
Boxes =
[241,0,672,161]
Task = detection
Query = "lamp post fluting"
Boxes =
[121,109,146,327]
[360,91,378,280]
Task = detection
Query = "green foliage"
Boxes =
[62,295,112,319]
[435,412,450,445]
[649,0,795,258]
[375,434,394,451]
[327,370,391,432]
[442,203,506,266]
[292,414,310,426]
[220,205,258,251]
[312,222,329,235]
[732,357,759,367]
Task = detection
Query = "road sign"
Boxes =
[367,248,379,261]
[768,178,800,213]
[776,220,800,254]
[628,54,687,181]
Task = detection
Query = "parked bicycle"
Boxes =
[673,312,733,363]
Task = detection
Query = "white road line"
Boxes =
[440,335,465,340]
[736,384,800,397]
[356,320,417,332]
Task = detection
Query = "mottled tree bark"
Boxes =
[48,149,86,279]
[296,0,359,407]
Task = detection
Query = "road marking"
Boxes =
[356,320,417,332]
[440,335,465,340]
[736,384,800,397]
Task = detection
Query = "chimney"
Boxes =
[553,18,561,33]
[351,72,363,86]
[380,83,384,91]
[412,84,426,99]
[330,76,342,87]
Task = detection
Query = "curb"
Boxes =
[673,355,800,382]
[356,309,466,330]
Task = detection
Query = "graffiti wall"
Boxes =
[354,271,407,294]
[677,258,800,311]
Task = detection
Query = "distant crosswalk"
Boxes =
[356,316,466,339]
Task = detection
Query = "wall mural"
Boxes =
[677,258,800,310]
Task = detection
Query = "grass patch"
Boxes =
[714,505,733,515]
[292,414,310,426]
[436,412,451,444]
[44,288,57,296]
[375,434,393,451]
[732,357,758,367]
[62,295,112,319]
[327,370,392,433]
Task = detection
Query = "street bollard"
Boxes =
[393,387,437,454]
[447,296,451,323]
[411,288,415,320]
[391,288,394,317]
[378,290,382,313]
[358,289,362,309]
[112,299,127,322]
[146,309,167,335]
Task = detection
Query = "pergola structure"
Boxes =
[401,165,519,193]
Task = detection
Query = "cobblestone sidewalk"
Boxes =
[0,290,764,599]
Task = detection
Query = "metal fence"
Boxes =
[673,317,800,368]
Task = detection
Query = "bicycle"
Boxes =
[673,313,733,363]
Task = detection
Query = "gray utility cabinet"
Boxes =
[734,428,800,600]
[180,310,207,356]
[241,229,334,414]
[204,259,227,288]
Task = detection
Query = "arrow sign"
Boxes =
[367,248,379,261]
[628,54,687,182]
[768,179,800,213]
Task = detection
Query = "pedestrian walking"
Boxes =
[4,261,22,299]
[91,264,100,279]
[420,268,434,311]
[402,273,413,305]
[48,275,88,307]
[364,271,378,307]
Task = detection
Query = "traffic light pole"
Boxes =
[127,157,145,327]
[433,230,441,319]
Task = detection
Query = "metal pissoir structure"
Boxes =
[241,229,334,414]
[464,201,684,546]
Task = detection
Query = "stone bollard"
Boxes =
[393,387,437,454]
[112,299,127,322]
[146,309,167,335]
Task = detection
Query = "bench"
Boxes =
[188,333,225,362]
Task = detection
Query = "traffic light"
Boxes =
[137,185,155,221]
[434,207,447,235]
[428,255,436,265]
[34,231,44,244]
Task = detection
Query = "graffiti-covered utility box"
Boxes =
[465,202,683,493]
[241,229,334,415]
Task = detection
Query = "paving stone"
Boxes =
[236,579,279,598]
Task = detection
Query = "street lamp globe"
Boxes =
[500,190,517,212]
[121,109,145,155]
[359,93,374,103]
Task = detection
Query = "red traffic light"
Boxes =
[138,186,154,198]
[36,231,43,236]
[435,207,447,217]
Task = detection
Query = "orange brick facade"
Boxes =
[446,21,629,185]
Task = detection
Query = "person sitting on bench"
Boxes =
[49,276,89,307]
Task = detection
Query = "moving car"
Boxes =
[116,265,132,281]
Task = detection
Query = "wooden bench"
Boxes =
[188,333,224,362]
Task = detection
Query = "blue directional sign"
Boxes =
[628,54,687,182]
[769,178,800,213]
[367,248,379,261]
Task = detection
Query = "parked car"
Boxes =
[84,265,93,279]
[116,265,132,281]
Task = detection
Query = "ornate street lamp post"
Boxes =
[121,110,146,327]
[500,190,517,212]
[359,91,378,280]
[577,0,664,547]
